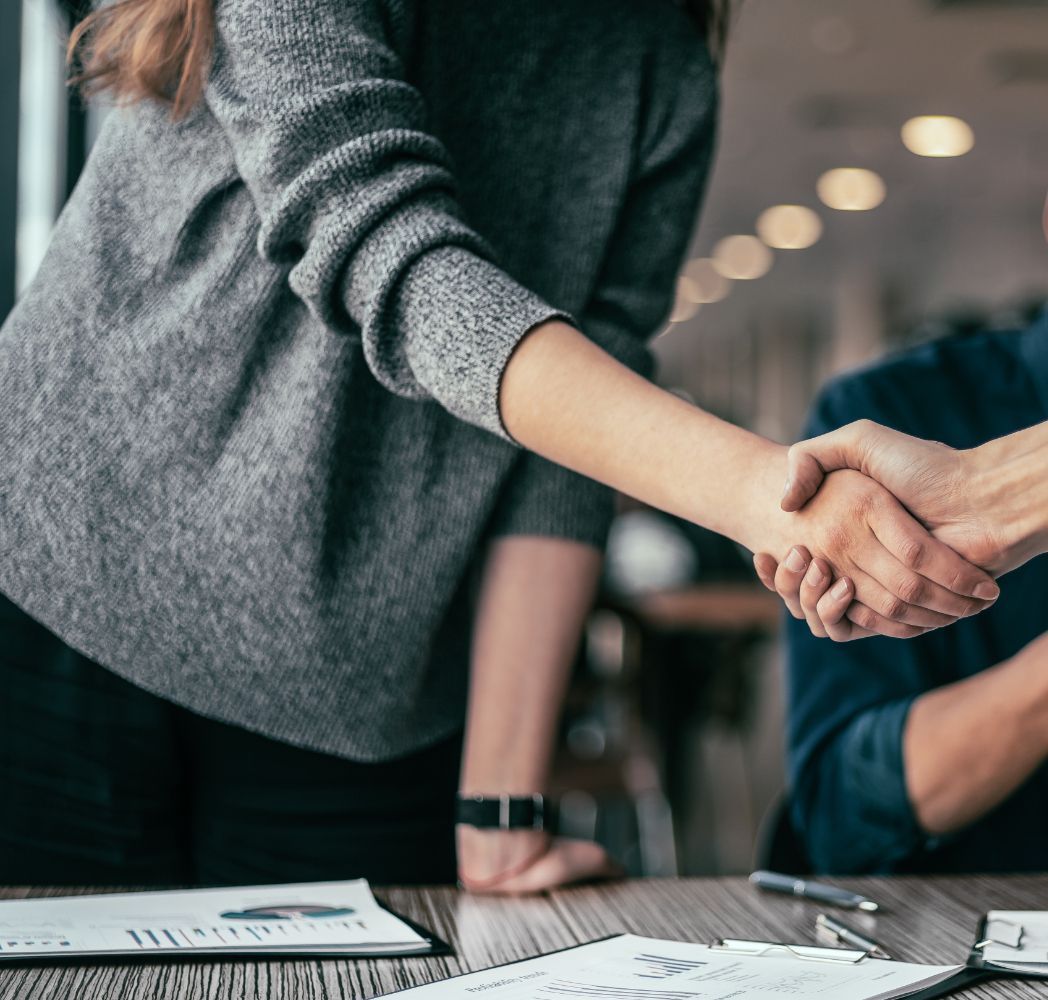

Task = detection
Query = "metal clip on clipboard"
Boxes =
[709,938,870,965]
[973,917,1025,953]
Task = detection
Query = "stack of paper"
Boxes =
[0,879,441,959]
[389,935,964,1000]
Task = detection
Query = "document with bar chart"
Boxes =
[0,879,448,960]
[385,934,964,1000]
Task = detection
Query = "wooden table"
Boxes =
[2,876,1048,999]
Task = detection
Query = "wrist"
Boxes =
[731,442,793,557]
[966,426,1048,572]
[456,825,551,889]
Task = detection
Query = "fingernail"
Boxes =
[805,562,825,587]
[831,578,852,600]
[781,478,792,500]
[973,582,999,601]
[785,547,807,572]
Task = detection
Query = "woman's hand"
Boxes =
[498,323,997,640]
[457,827,621,895]
[779,420,1011,572]
[752,468,998,639]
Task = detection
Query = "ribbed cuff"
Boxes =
[395,246,573,440]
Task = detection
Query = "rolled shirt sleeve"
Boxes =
[789,685,925,874]
[206,0,569,439]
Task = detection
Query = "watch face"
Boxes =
[219,904,357,920]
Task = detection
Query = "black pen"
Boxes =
[749,870,881,912]
[815,913,894,960]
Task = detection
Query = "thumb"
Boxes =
[495,840,621,896]
[781,421,874,512]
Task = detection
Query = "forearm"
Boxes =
[460,535,602,795]
[904,634,1048,835]
[500,321,786,555]
[967,420,1048,570]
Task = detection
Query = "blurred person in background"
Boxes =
[752,198,1048,873]
[0,0,1001,891]
[777,305,1047,873]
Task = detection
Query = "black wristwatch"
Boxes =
[456,793,554,832]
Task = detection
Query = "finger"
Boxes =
[798,558,831,638]
[781,421,874,512]
[845,600,934,640]
[752,553,778,593]
[842,575,939,638]
[813,577,877,642]
[847,546,964,628]
[869,504,1000,606]
[773,546,812,620]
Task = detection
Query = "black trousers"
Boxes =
[0,592,460,887]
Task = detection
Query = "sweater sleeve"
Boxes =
[205,0,568,439]
[487,36,718,545]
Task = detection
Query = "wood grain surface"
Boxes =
[1,877,1047,999]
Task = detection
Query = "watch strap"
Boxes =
[456,793,553,831]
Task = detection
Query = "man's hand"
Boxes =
[457,827,621,895]
[754,547,868,641]
[779,420,1008,571]
[753,468,998,640]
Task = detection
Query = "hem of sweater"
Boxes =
[488,476,613,548]
[0,573,465,764]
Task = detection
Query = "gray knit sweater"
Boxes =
[0,0,716,760]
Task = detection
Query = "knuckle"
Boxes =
[853,488,880,521]
[896,573,925,605]
[880,595,908,621]
[898,537,926,570]
[824,524,852,557]
[851,606,878,631]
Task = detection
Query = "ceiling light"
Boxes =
[816,168,886,211]
[712,235,773,280]
[669,278,701,323]
[681,258,732,302]
[901,115,974,157]
[756,205,824,250]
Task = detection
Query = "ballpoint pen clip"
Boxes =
[815,913,894,962]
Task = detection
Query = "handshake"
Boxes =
[751,418,1048,642]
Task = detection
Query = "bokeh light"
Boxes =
[816,168,886,211]
[712,235,774,280]
[681,258,732,302]
[901,115,974,158]
[756,205,824,250]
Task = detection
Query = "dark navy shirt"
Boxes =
[787,311,1048,875]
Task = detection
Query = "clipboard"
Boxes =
[710,938,871,964]
[966,912,1048,979]
[709,937,990,1000]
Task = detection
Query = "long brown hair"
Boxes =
[68,0,729,121]
[68,0,213,119]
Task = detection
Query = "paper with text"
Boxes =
[0,879,429,958]
[389,935,961,1000]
